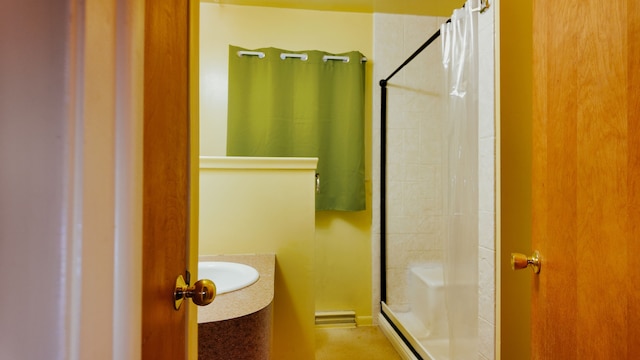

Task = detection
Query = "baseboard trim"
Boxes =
[315,311,356,328]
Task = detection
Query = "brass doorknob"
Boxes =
[174,275,216,310]
[511,250,541,274]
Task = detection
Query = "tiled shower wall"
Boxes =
[477,5,496,359]
[375,14,447,310]
[371,5,496,359]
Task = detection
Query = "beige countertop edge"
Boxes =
[197,253,275,323]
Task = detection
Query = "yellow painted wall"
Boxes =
[500,1,532,359]
[199,3,374,324]
[199,157,317,359]
[200,0,461,16]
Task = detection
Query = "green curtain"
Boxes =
[227,45,366,211]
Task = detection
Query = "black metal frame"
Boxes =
[378,19,452,360]
[379,21,448,303]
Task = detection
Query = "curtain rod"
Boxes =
[379,0,489,85]
[237,50,367,63]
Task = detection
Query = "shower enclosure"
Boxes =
[374,2,491,358]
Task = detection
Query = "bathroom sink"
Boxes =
[198,261,260,294]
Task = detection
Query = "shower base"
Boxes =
[381,303,476,359]
[381,302,445,360]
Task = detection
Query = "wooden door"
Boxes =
[141,0,190,358]
[532,0,640,358]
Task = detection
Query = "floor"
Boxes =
[316,326,403,360]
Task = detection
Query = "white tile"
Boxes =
[387,94,407,123]
[421,139,442,165]
[405,163,421,181]
[403,15,439,52]
[387,159,406,182]
[479,210,495,251]
[478,27,495,141]
[403,128,420,161]
[374,14,405,74]
[477,1,494,34]
[478,137,495,213]
[403,186,422,217]
[371,207,380,235]
[393,216,418,235]
[478,247,495,323]
[478,317,495,360]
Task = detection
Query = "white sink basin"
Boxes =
[198,261,260,294]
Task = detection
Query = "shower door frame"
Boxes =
[377,5,491,358]
[377,21,448,360]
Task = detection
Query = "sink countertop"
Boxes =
[197,253,275,323]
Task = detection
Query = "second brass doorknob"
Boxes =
[174,275,216,310]
[511,250,541,274]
